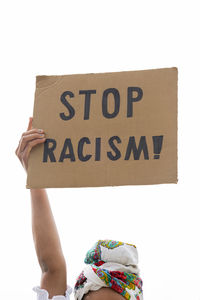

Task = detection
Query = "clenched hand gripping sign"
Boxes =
[26,67,178,188]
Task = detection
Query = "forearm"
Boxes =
[30,189,66,272]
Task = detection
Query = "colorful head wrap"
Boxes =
[74,240,143,300]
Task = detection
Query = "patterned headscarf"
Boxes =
[74,240,143,300]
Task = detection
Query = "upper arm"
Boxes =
[40,266,67,299]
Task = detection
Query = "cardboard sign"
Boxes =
[26,67,178,189]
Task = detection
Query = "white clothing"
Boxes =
[33,285,73,300]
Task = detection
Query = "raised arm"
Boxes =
[31,188,67,296]
[15,117,67,298]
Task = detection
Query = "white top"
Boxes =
[33,285,73,300]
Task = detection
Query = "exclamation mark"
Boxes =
[152,136,164,159]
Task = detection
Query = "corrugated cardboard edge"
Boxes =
[176,67,179,184]
[26,181,178,189]
[36,75,62,89]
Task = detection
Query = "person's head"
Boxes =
[74,240,143,300]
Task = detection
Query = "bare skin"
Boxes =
[15,117,66,298]
[15,117,124,300]
[83,288,125,300]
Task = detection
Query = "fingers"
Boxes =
[15,117,46,172]
[22,137,46,167]
[18,132,46,153]
[15,128,45,155]
[27,117,33,131]
[22,128,44,137]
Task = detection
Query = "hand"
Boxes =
[15,117,46,173]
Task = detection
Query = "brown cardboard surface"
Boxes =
[26,67,178,188]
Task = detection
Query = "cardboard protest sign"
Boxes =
[26,67,178,189]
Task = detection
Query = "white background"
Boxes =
[0,0,199,299]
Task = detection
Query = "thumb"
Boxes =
[27,117,33,130]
